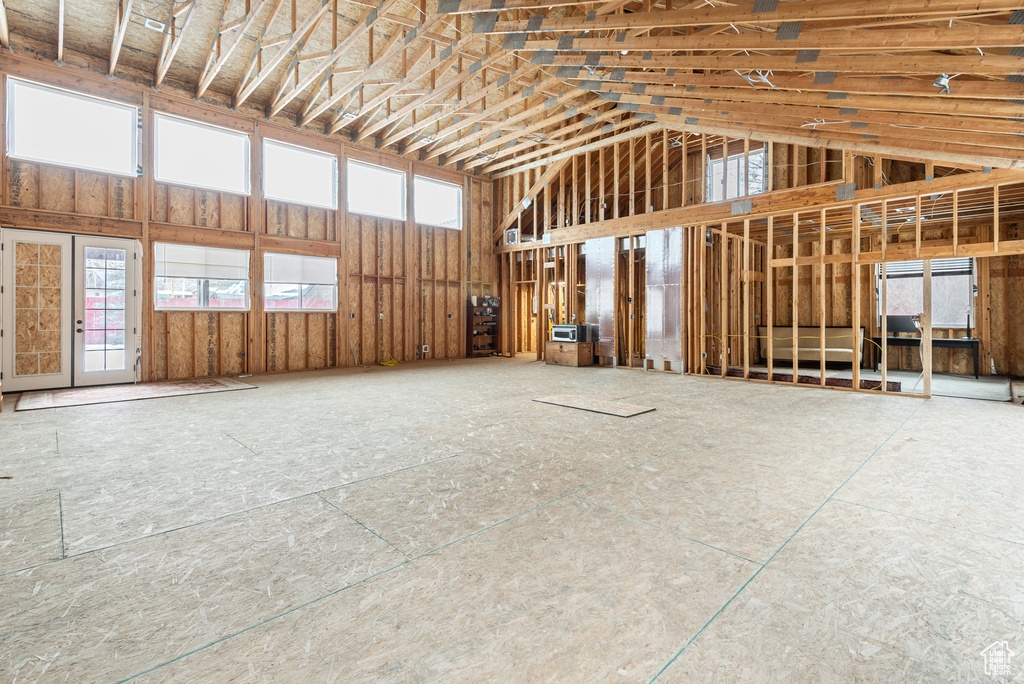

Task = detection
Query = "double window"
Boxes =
[345,159,464,229]
[706,147,767,203]
[154,244,341,313]
[7,78,139,177]
[879,258,975,328]
[263,252,337,312]
[154,243,250,311]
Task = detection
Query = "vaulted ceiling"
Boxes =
[3,0,1024,176]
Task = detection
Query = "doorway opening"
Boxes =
[1,228,141,393]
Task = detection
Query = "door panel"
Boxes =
[1,229,73,391]
[73,236,138,386]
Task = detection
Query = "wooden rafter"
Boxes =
[56,0,64,62]
[265,0,406,118]
[196,0,275,99]
[109,0,134,76]
[232,0,334,109]
[321,15,449,133]
[354,44,508,143]
[154,0,199,88]
[541,51,1024,77]
[429,87,590,166]
[482,0,1024,33]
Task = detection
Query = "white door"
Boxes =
[73,236,139,387]
[0,229,73,392]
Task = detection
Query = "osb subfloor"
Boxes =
[1,357,1022,683]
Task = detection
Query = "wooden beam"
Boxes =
[543,51,1024,76]
[486,0,1023,33]
[233,0,334,109]
[195,0,276,99]
[493,156,573,240]
[267,0,406,118]
[109,0,134,76]
[520,25,1024,53]
[56,0,64,61]
[489,123,670,178]
[154,0,198,88]
[499,168,1023,252]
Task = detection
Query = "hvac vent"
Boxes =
[504,228,520,246]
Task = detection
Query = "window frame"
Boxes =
[262,138,339,210]
[153,243,251,312]
[153,112,252,195]
[877,258,975,328]
[262,251,339,313]
[6,77,141,177]
[705,146,767,203]
[413,175,463,230]
[346,159,407,221]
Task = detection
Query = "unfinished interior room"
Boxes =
[1,0,1023,681]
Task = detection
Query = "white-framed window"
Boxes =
[154,242,250,311]
[6,78,139,177]
[263,139,338,209]
[878,258,975,328]
[154,113,250,195]
[414,176,462,229]
[263,252,338,312]
[706,147,767,202]
[347,160,405,221]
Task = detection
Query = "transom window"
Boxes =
[414,176,462,229]
[154,243,250,311]
[347,160,406,221]
[7,78,139,177]
[263,252,338,312]
[264,139,338,209]
[154,113,250,195]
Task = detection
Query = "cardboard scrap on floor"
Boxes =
[533,395,655,418]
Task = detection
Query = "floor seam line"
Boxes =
[117,487,591,681]
[572,495,763,566]
[832,498,1024,548]
[5,451,482,578]
[315,493,411,560]
[646,398,928,683]
[115,553,417,684]
[57,492,65,560]
[221,430,258,455]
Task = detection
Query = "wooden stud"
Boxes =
[766,216,774,379]
[923,258,932,397]
[852,202,861,390]
[791,211,798,384]
[743,218,749,379]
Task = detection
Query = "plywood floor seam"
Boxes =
[647,397,929,681]
[2,358,1022,682]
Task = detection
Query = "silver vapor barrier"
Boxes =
[645,227,683,365]
[584,236,616,358]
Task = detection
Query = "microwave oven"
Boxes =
[551,324,587,343]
